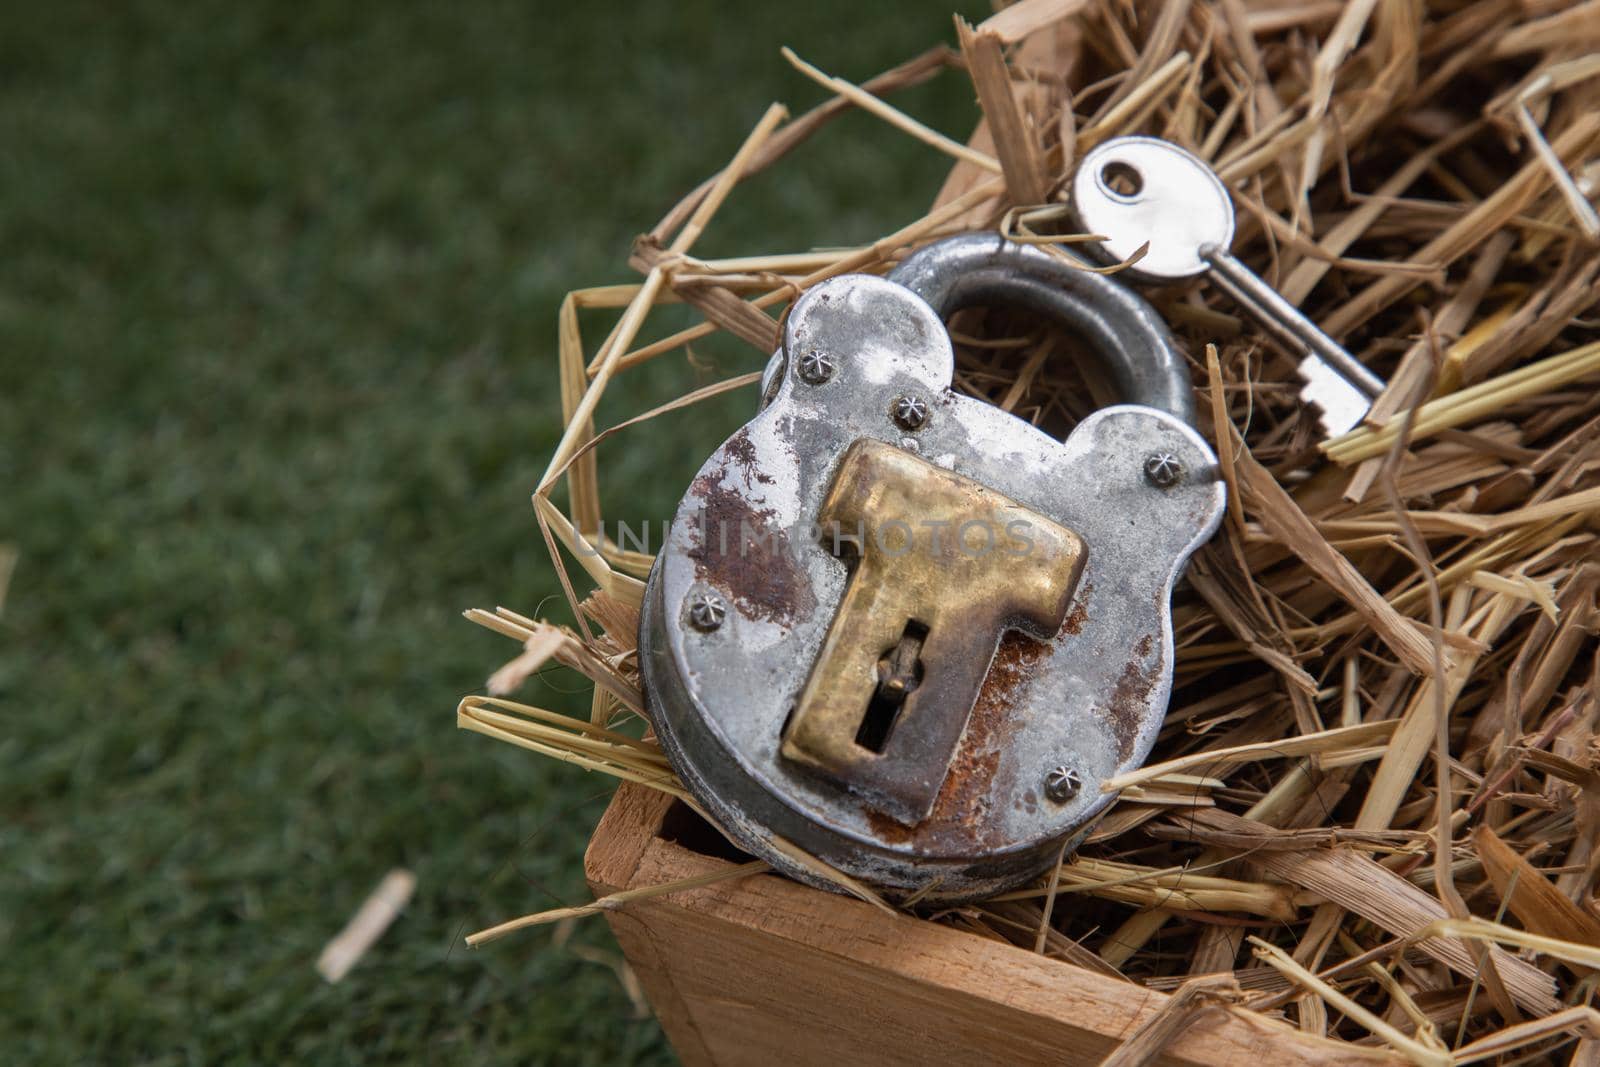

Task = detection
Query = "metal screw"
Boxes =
[1044,765,1082,804]
[796,350,835,385]
[685,592,727,632]
[1143,451,1184,488]
[891,394,929,431]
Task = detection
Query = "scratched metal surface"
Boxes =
[642,255,1225,901]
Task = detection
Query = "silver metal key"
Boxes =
[1071,135,1386,437]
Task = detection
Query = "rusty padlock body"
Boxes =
[640,234,1225,902]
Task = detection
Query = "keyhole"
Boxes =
[1100,160,1144,199]
[855,620,928,753]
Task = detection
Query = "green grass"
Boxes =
[0,1,979,1062]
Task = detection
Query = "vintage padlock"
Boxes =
[640,234,1225,901]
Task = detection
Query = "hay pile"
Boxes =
[460,0,1600,1060]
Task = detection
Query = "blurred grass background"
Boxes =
[0,0,981,1061]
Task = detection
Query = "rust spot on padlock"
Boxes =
[1104,633,1157,760]
[861,631,1046,850]
[719,427,773,487]
[686,430,814,627]
[1060,588,1091,636]
[922,632,1045,846]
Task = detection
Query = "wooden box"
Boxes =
[585,783,1400,1066]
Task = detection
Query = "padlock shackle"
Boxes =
[888,234,1195,425]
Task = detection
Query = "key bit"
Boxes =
[1072,135,1386,438]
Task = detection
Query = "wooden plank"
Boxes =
[586,783,1401,1067]
[585,786,719,1066]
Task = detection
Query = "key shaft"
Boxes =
[1200,245,1386,397]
